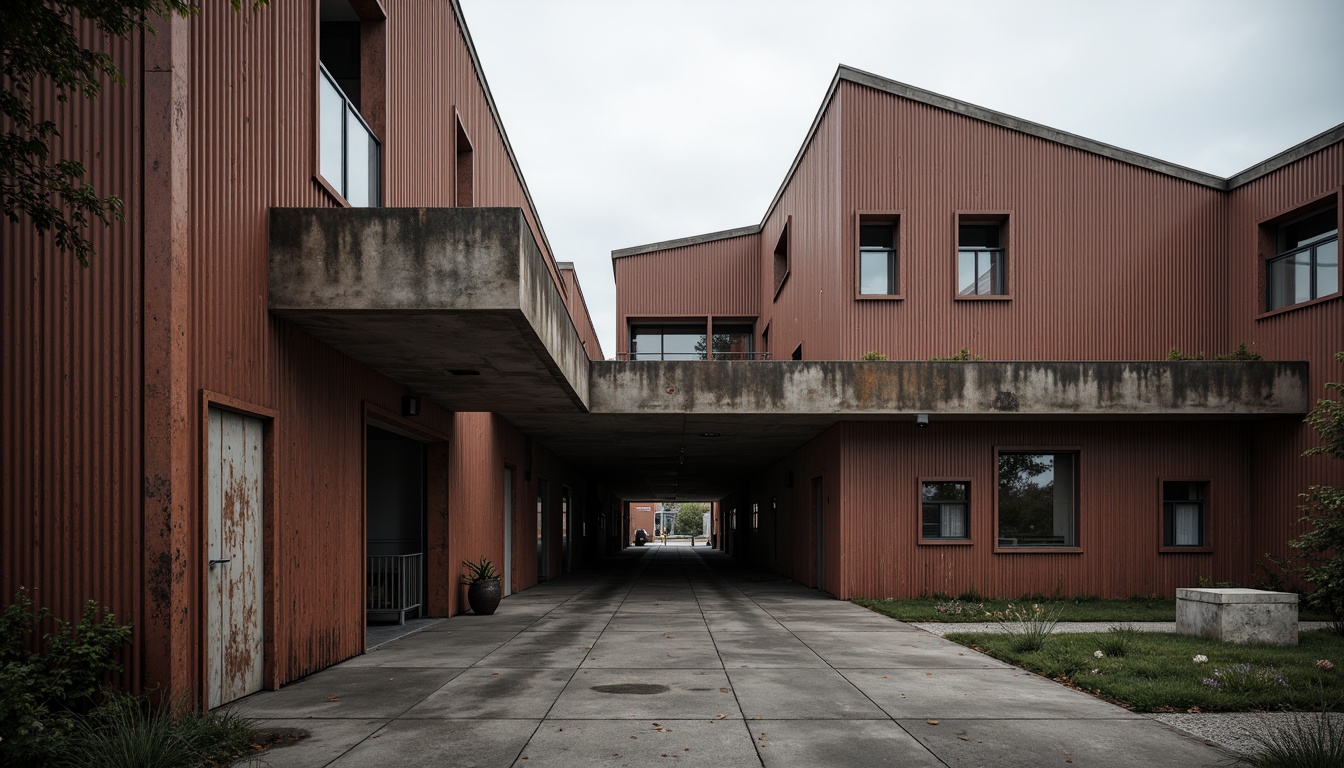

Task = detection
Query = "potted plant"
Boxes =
[461,557,502,615]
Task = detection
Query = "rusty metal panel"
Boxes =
[559,266,606,361]
[0,26,145,689]
[614,232,762,356]
[206,408,265,707]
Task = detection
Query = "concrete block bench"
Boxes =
[1176,588,1299,646]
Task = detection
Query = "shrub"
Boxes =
[57,690,256,768]
[1097,624,1141,658]
[859,351,888,361]
[1213,343,1263,361]
[986,602,1063,652]
[0,589,132,766]
[1286,353,1344,635]
[930,348,984,362]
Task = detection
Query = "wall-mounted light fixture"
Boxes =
[916,413,930,428]
[402,396,421,417]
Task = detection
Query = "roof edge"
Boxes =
[1226,122,1344,189]
[836,66,1229,190]
[612,225,761,259]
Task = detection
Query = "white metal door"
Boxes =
[207,407,264,708]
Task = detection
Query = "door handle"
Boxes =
[208,559,231,567]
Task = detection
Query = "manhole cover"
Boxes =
[591,683,670,695]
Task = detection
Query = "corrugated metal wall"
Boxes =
[614,232,762,355]
[559,266,606,361]
[1,28,145,686]
[1225,144,1344,568]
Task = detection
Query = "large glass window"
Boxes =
[958,221,1006,296]
[997,452,1077,547]
[709,322,755,360]
[629,324,705,361]
[859,220,898,295]
[1267,206,1338,311]
[922,481,969,540]
[318,2,380,207]
[1163,481,1207,548]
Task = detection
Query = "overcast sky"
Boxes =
[458,0,1344,359]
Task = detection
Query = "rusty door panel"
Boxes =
[207,408,264,708]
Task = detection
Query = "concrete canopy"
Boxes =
[502,360,1310,500]
[269,207,591,412]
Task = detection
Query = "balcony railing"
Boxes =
[319,64,381,207]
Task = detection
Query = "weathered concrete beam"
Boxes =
[269,207,589,412]
[590,360,1309,417]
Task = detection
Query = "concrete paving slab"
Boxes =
[403,668,574,719]
[842,668,1143,720]
[772,615,917,632]
[605,614,709,632]
[728,668,886,719]
[582,630,718,668]
[474,632,596,668]
[326,718,538,767]
[702,611,785,632]
[548,669,737,719]
[231,667,463,719]
[514,719,760,767]
[342,634,511,669]
[750,719,945,767]
[244,718,388,768]
[895,717,1230,767]
[711,631,828,668]
[796,631,1011,668]
[522,614,615,633]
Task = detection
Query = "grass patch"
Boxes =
[57,690,259,768]
[945,629,1344,712]
[853,596,1334,623]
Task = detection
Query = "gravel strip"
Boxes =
[911,620,1334,636]
[1149,711,1344,757]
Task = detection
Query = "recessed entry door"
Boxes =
[206,407,265,709]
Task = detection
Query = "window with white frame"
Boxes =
[921,481,969,540]
[1162,481,1207,548]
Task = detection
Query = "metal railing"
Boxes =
[366,553,422,624]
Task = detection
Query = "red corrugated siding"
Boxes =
[614,233,762,355]
[1226,145,1344,568]
[1,28,144,686]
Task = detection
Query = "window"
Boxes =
[1266,205,1338,311]
[1163,481,1207,548]
[858,216,898,296]
[628,321,756,360]
[318,1,382,207]
[921,481,969,540]
[455,112,474,208]
[997,451,1077,548]
[751,502,759,530]
[790,343,803,361]
[773,218,790,298]
[958,216,1007,296]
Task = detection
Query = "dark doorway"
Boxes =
[366,425,426,625]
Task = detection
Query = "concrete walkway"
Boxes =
[234,546,1231,767]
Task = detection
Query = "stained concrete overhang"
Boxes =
[502,360,1309,500]
[269,207,589,412]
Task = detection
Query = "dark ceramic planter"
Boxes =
[467,578,502,615]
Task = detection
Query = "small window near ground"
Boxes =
[921,481,969,540]
[858,216,899,296]
[1162,481,1207,548]
[997,451,1077,548]
[957,216,1008,296]
[1266,204,1338,312]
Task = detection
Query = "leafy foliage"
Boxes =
[859,351,888,361]
[674,503,709,535]
[929,348,983,361]
[460,557,499,584]
[0,0,264,266]
[0,588,133,766]
[1167,343,1264,361]
[1287,353,1344,635]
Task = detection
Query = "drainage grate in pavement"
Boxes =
[591,683,671,695]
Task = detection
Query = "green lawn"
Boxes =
[945,629,1344,712]
[854,596,1336,623]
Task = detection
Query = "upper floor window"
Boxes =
[858,216,899,296]
[319,1,382,207]
[958,217,1007,296]
[1266,205,1338,312]
[773,218,791,299]
[628,321,757,360]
